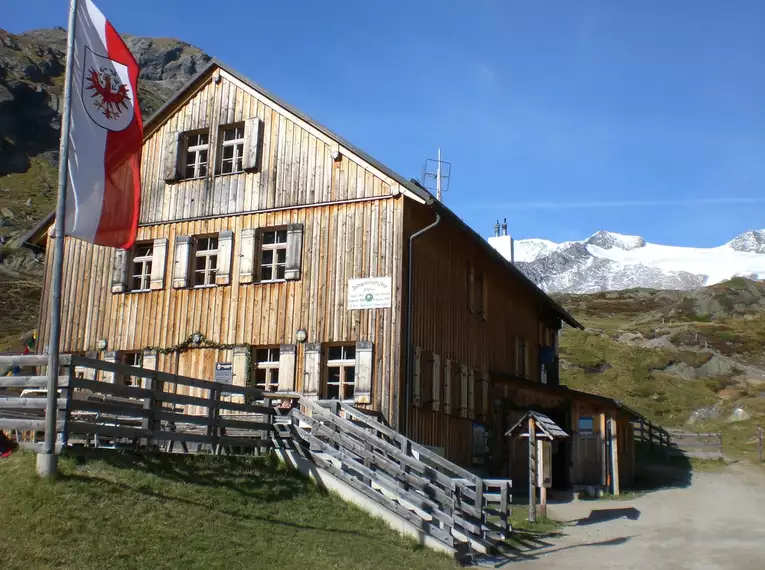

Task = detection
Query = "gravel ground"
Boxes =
[477,463,765,570]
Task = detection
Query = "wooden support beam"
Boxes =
[528,416,537,523]
[609,417,620,496]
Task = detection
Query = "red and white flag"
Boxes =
[65,0,142,249]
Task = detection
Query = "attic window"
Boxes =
[183,131,209,179]
[219,124,245,174]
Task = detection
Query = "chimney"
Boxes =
[510,236,515,264]
[502,218,508,236]
[494,220,500,237]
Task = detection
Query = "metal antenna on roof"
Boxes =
[421,148,451,202]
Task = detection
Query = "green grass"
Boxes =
[0,156,57,228]
[0,451,457,570]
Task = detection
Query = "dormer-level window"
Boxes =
[193,235,218,287]
[184,132,209,179]
[219,124,245,174]
[130,242,153,292]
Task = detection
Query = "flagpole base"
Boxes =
[36,453,58,479]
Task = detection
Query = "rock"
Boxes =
[688,404,721,425]
[1,207,14,219]
[25,198,32,207]
[726,408,750,423]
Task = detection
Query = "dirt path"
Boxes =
[487,463,765,570]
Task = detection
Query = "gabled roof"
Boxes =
[505,411,569,439]
[36,58,583,329]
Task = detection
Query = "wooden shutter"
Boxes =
[285,223,304,281]
[172,236,191,289]
[459,365,468,418]
[467,368,475,420]
[431,354,441,412]
[239,228,256,284]
[412,346,422,407]
[163,130,182,182]
[242,117,262,172]
[102,351,116,384]
[150,238,168,290]
[216,230,234,286]
[232,346,250,389]
[141,350,157,390]
[111,249,128,293]
[443,359,452,415]
[354,341,373,404]
[278,344,297,392]
[302,343,321,399]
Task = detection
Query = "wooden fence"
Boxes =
[0,354,275,453]
[666,430,723,460]
[632,417,672,449]
[287,399,512,552]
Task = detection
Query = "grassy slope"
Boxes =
[557,279,765,462]
[0,451,456,570]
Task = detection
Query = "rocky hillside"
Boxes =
[557,277,765,462]
[0,27,210,234]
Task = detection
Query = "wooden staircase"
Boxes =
[274,398,513,555]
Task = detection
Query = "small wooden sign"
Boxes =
[214,362,233,384]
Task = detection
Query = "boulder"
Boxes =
[726,408,750,423]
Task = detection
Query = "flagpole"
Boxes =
[38,0,79,478]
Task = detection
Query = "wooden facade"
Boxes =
[37,60,636,485]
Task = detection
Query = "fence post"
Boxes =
[207,386,220,453]
[141,371,162,449]
[60,365,75,449]
[475,477,485,537]
[500,481,510,535]
[648,423,654,448]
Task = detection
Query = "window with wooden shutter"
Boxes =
[412,347,422,407]
[459,365,468,418]
[111,250,128,293]
[254,347,280,393]
[278,344,297,392]
[217,124,245,174]
[431,353,441,412]
[354,341,373,404]
[284,223,304,281]
[163,130,182,182]
[443,359,452,415]
[172,236,191,289]
[129,242,153,292]
[325,345,356,400]
[215,230,234,286]
[302,343,321,399]
[242,117,262,172]
[239,228,256,284]
[257,228,287,282]
[150,238,168,290]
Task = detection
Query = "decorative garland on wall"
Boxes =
[140,332,253,387]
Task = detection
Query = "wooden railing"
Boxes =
[0,355,275,452]
[286,398,512,553]
[632,417,672,449]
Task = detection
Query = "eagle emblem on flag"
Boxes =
[81,47,135,132]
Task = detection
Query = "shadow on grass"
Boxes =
[63,447,313,503]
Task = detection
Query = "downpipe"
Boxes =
[403,213,441,436]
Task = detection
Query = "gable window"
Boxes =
[325,345,356,400]
[219,124,245,174]
[129,242,153,292]
[183,131,209,179]
[259,228,288,282]
[468,264,486,317]
[254,347,280,393]
[193,235,218,287]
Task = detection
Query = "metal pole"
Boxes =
[37,0,78,478]
[436,148,441,201]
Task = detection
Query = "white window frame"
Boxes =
[193,235,218,288]
[325,345,356,400]
[129,242,153,292]
[258,228,288,282]
[219,124,245,175]
[122,352,143,386]
[254,347,280,393]
[183,131,209,180]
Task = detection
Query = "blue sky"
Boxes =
[5,0,765,246]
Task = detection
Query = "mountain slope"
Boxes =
[489,230,765,294]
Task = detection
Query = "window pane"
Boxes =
[261,250,273,265]
[343,346,356,360]
[276,249,286,263]
[234,157,243,172]
[185,164,196,178]
[327,384,339,400]
[199,164,207,177]
[194,271,206,286]
[223,128,235,142]
[328,347,342,361]
[261,266,273,281]
[196,256,207,271]
[198,133,209,145]
[255,368,267,385]
[223,145,234,159]
[132,275,142,290]
[263,231,275,245]
[269,347,280,361]
[342,383,355,400]
[344,367,355,385]
[199,149,208,163]
[236,126,244,139]
[276,230,288,243]
[136,244,152,258]
[327,367,341,383]
[221,160,232,174]
[276,266,285,280]
[209,255,217,270]
[256,349,269,362]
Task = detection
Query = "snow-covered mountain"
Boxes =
[488,229,765,294]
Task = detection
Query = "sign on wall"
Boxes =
[214,362,233,384]
[348,277,392,310]
[578,416,595,438]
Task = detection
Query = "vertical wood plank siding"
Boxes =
[39,201,403,424]
[140,74,393,225]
